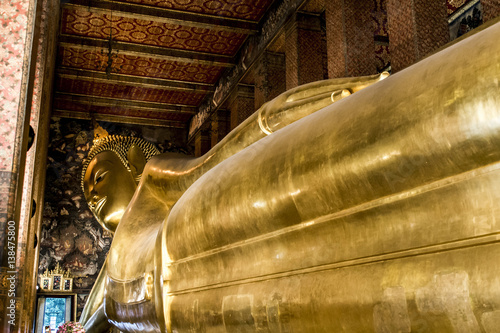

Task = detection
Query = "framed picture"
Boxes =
[40,276,52,291]
[52,274,63,291]
[63,277,73,292]
[35,294,77,333]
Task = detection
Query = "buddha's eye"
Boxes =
[95,170,109,184]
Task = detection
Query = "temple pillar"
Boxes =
[254,51,286,110]
[194,130,211,157]
[21,0,60,331]
[229,84,255,131]
[482,0,500,22]
[285,12,325,90]
[387,0,448,72]
[211,110,230,148]
[325,0,378,78]
[0,0,43,331]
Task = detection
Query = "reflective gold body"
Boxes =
[83,21,500,332]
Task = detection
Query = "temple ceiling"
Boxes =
[52,0,476,133]
[52,0,274,128]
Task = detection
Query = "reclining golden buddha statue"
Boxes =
[81,20,500,333]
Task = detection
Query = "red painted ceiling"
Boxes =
[54,0,471,130]
[112,0,273,20]
[54,0,274,129]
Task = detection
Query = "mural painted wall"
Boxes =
[38,117,189,319]
[447,0,474,14]
[373,0,390,72]
[449,1,483,40]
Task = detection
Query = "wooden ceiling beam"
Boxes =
[188,0,309,141]
[56,67,215,92]
[59,35,235,67]
[52,109,188,128]
[65,0,258,34]
[54,92,198,114]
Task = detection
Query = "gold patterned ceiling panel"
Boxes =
[56,77,207,105]
[59,46,224,83]
[61,8,247,55]
[114,0,274,20]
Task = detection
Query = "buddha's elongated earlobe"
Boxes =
[127,144,147,184]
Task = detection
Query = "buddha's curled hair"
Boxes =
[81,135,160,191]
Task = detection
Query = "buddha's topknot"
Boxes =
[81,135,160,191]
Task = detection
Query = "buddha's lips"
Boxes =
[95,196,107,216]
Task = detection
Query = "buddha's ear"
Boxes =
[127,144,147,182]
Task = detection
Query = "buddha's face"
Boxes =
[83,150,137,232]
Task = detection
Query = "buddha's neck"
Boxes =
[140,112,266,208]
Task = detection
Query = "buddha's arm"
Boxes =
[106,72,390,276]
[80,260,107,327]
[83,303,111,333]
[140,72,389,207]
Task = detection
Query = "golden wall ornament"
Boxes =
[92,118,109,142]
[81,21,500,333]
[39,263,73,292]
[39,270,52,291]
[63,268,74,292]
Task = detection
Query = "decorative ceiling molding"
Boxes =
[51,109,188,128]
[54,92,198,114]
[58,36,235,67]
[65,0,259,34]
[56,73,208,94]
[56,67,215,92]
[188,0,307,140]
[107,0,274,21]
[55,76,208,105]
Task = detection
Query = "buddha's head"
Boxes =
[81,135,159,233]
